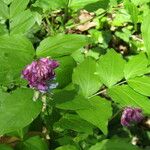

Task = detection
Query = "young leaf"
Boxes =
[72,57,102,98]
[124,53,148,79]
[0,88,42,135]
[96,49,125,87]
[77,96,112,135]
[36,34,89,58]
[108,85,150,114]
[0,35,35,85]
[128,76,150,96]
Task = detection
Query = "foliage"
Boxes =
[0,0,150,149]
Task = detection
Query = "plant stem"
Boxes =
[88,89,106,99]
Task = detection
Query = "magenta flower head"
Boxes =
[22,58,59,92]
[121,107,144,127]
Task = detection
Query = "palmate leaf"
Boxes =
[108,85,150,114]
[0,35,35,85]
[128,76,150,96]
[96,49,125,87]
[0,88,42,135]
[72,57,102,98]
[36,34,89,58]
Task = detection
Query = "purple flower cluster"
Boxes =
[121,107,144,127]
[22,58,59,92]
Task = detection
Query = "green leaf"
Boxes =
[33,0,68,11]
[0,35,35,85]
[10,10,36,35]
[142,12,150,58]
[124,53,148,79]
[72,57,102,98]
[10,0,29,18]
[96,49,125,87]
[0,144,13,150]
[70,0,109,11]
[124,0,139,26]
[77,96,112,135]
[108,85,150,114]
[55,56,76,88]
[17,136,48,150]
[36,34,89,58]
[0,88,42,135]
[128,76,150,96]
[55,145,78,150]
[0,24,8,36]
[0,0,9,19]
[89,138,141,150]
[55,91,92,110]
[54,114,94,134]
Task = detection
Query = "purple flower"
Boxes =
[121,107,144,127]
[22,58,59,92]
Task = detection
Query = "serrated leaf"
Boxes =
[55,56,76,88]
[0,88,42,135]
[108,85,150,114]
[96,50,125,87]
[142,12,150,58]
[124,53,148,79]
[72,57,102,98]
[10,0,29,18]
[89,138,141,150]
[77,96,112,135]
[36,34,88,58]
[10,10,35,35]
[128,76,150,96]
[0,35,35,85]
